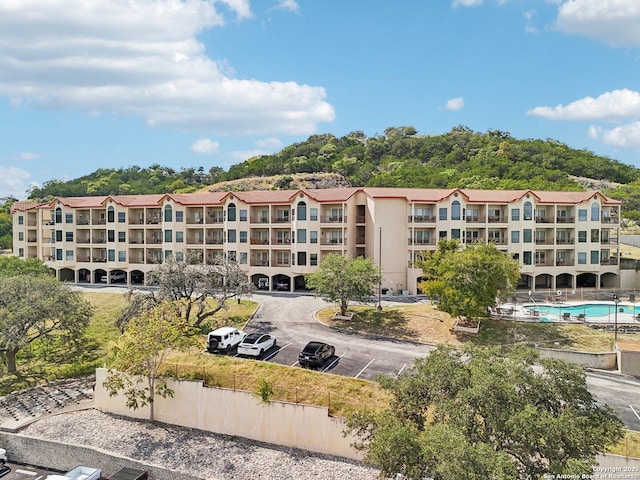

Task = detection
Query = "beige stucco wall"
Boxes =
[94,368,362,461]
[537,347,617,370]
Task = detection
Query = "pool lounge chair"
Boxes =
[562,312,571,321]
[577,313,586,321]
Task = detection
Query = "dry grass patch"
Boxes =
[319,304,623,351]
[162,350,390,418]
[608,430,640,458]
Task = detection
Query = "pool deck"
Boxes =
[493,300,640,325]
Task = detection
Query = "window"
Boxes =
[591,229,599,242]
[164,205,173,222]
[310,208,318,221]
[310,231,318,244]
[591,202,600,222]
[18,215,24,225]
[511,231,520,243]
[18,247,24,257]
[297,252,307,265]
[176,252,184,261]
[108,249,115,262]
[451,201,461,220]
[65,213,73,224]
[239,209,247,221]
[439,231,447,239]
[164,250,173,259]
[240,231,247,243]
[297,229,307,243]
[523,229,532,243]
[55,249,62,260]
[276,209,290,222]
[578,252,587,264]
[56,230,62,242]
[228,251,237,262]
[176,231,184,243]
[578,231,587,243]
[523,251,532,265]
[535,251,546,265]
[175,211,184,222]
[227,203,236,221]
[590,251,599,264]
[523,202,532,221]
[108,206,115,223]
[276,251,289,265]
[578,209,587,221]
[451,229,461,239]
[118,251,126,262]
[108,230,115,242]
[227,229,236,243]
[66,250,73,261]
[118,212,126,223]
[164,230,172,242]
[66,232,74,242]
[297,202,307,221]
[18,232,24,241]
[311,253,318,266]
[239,252,247,264]
[55,208,62,223]
[118,232,126,242]
[439,208,447,221]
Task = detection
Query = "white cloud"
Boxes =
[444,97,465,111]
[588,122,640,150]
[18,152,40,161]
[277,0,300,13]
[554,0,640,47]
[527,89,640,121]
[256,137,283,149]
[0,166,32,199]
[191,138,220,154]
[0,0,334,136]
[452,0,483,6]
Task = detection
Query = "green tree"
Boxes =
[0,275,93,373]
[0,256,51,276]
[417,240,520,319]
[305,254,381,316]
[103,301,197,421]
[118,253,252,330]
[346,345,624,479]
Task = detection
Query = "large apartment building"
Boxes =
[11,187,621,294]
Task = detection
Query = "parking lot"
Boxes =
[0,463,61,479]
[234,340,409,381]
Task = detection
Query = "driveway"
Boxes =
[246,292,434,380]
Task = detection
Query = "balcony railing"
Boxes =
[601,216,619,224]
[273,216,290,223]
[250,260,269,266]
[251,238,270,245]
[321,238,344,245]
[535,217,554,224]
[487,216,506,223]
[274,238,291,245]
[409,215,436,223]
[556,217,575,224]
[555,238,574,245]
[408,239,436,246]
[321,216,345,223]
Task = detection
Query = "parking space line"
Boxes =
[630,404,640,422]
[355,358,375,379]
[395,363,407,378]
[263,343,291,361]
[322,353,346,372]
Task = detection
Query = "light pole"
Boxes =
[377,227,382,312]
[613,294,620,344]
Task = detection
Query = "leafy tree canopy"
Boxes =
[104,301,198,420]
[305,253,381,316]
[417,240,521,319]
[346,345,624,480]
[0,275,93,374]
[0,256,51,277]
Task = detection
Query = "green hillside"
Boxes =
[24,126,640,219]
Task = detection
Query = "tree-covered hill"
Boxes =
[26,126,640,218]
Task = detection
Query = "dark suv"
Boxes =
[298,341,335,368]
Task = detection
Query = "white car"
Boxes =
[0,447,6,465]
[237,333,277,358]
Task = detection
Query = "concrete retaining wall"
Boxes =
[94,368,361,461]
[0,432,202,480]
[537,347,617,369]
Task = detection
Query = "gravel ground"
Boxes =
[21,409,380,480]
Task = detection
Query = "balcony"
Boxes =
[251,217,270,224]
[273,216,290,224]
[408,238,436,246]
[601,258,619,265]
[556,217,575,224]
[322,216,344,223]
[487,216,506,223]
[251,238,270,245]
[555,259,575,266]
[535,216,554,224]
[250,260,269,267]
[321,238,344,245]
[409,215,436,223]
[206,238,224,245]
[555,238,574,245]
[534,239,554,245]
[274,238,291,245]
[601,216,619,224]
[465,217,482,224]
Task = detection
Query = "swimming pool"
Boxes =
[524,303,637,317]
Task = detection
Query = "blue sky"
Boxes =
[1,0,640,200]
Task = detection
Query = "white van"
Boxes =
[100,271,127,283]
